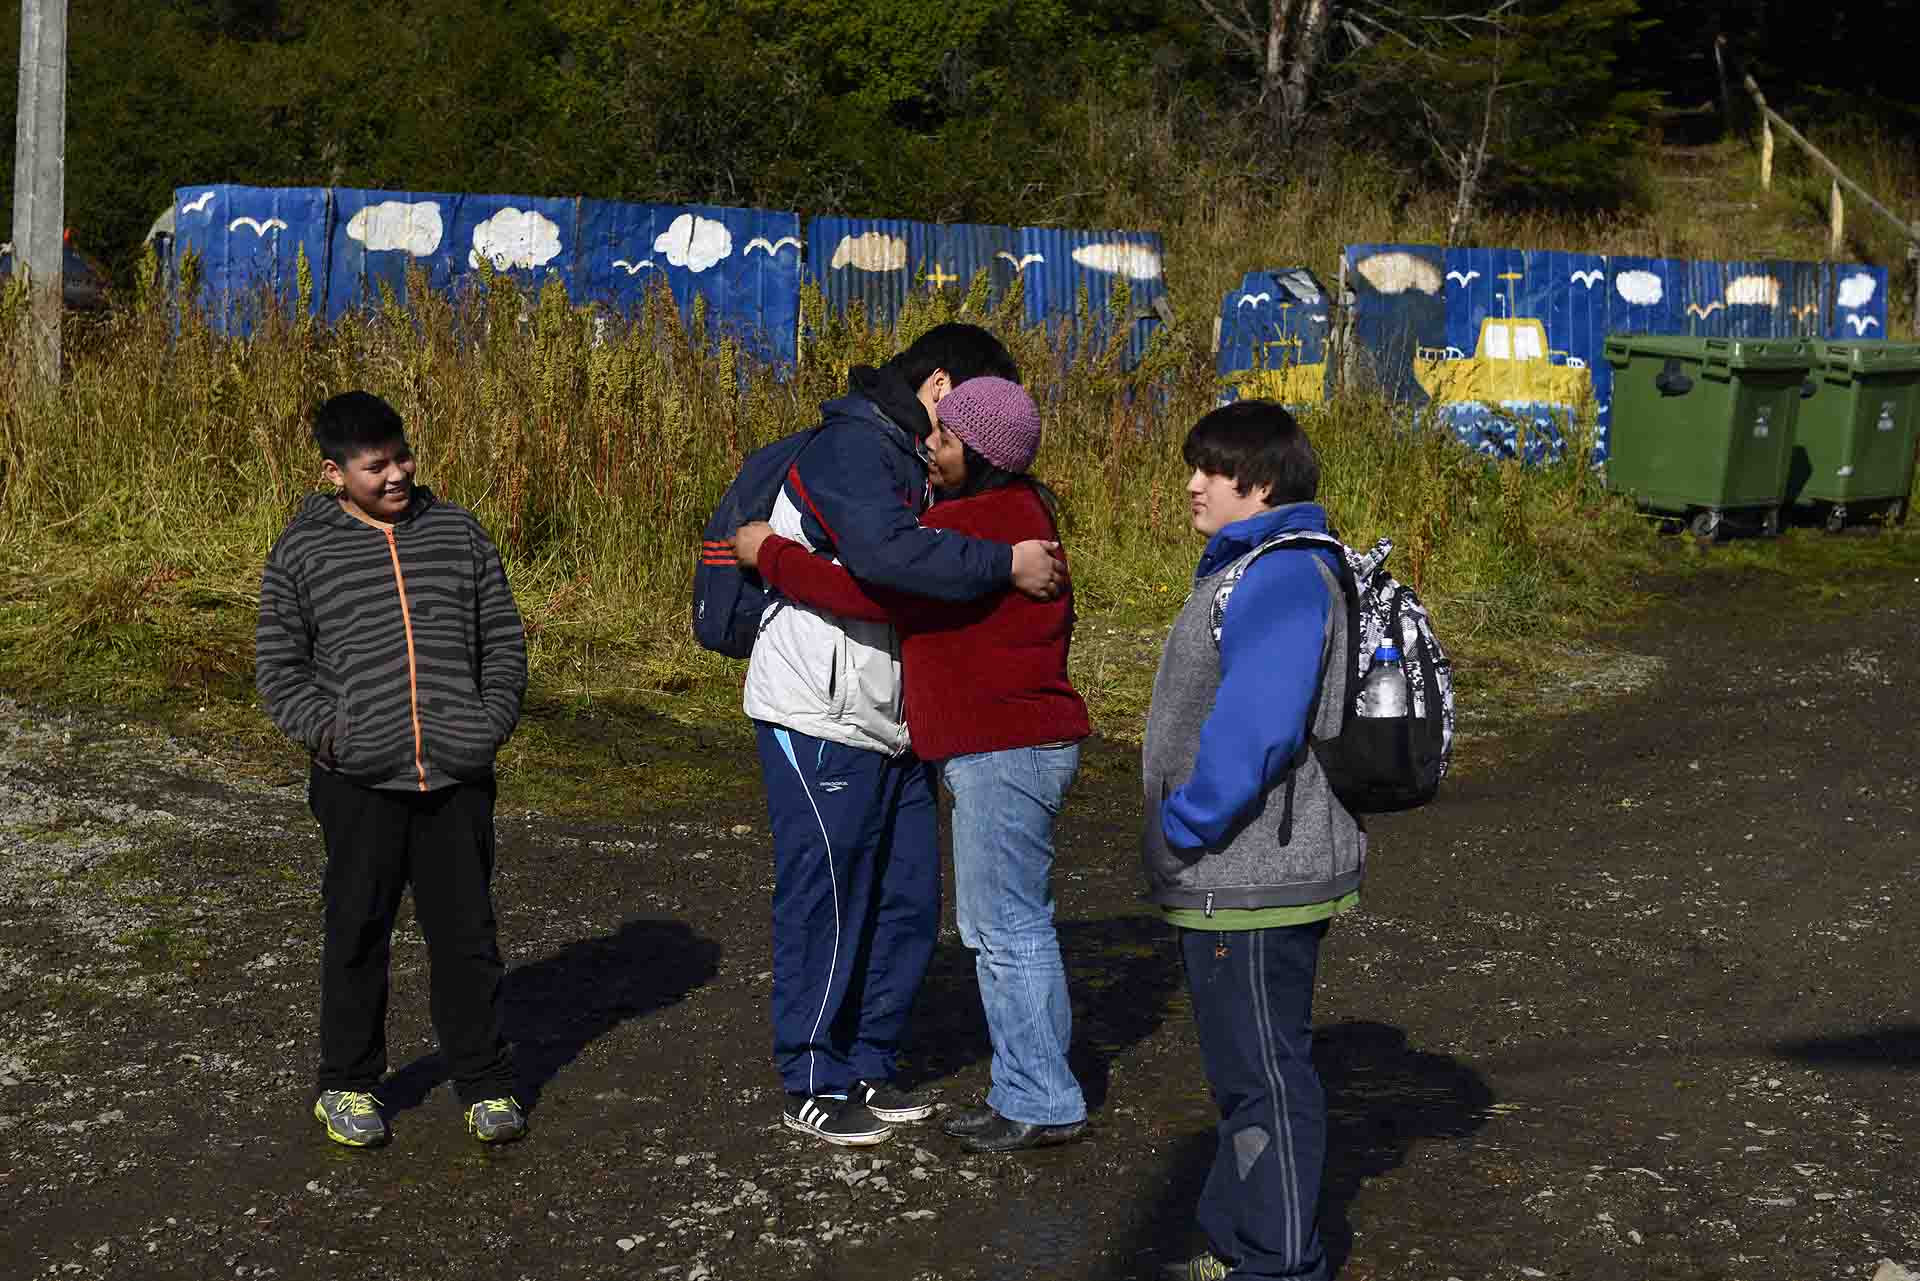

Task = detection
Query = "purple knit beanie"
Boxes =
[936,376,1041,473]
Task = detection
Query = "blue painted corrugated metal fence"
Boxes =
[171,185,1164,369]
[173,185,806,366]
[802,217,1168,368]
[1216,244,1893,463]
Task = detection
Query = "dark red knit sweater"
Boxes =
[756,480,1090,762]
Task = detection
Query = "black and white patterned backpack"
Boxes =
[1212,531,1454,813]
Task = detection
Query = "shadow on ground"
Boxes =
[908,913,1180,1112]
[1102,1020,1493,1280]
[1775,1023,1920,1072]
[380,916,722,1111]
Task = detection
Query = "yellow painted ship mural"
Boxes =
[1218,269,1333,406]
[1412,271,1591,409]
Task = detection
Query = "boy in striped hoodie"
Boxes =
[256,391,529,1149]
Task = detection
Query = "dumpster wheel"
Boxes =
[1689,509,1722,543]
[1761,506,1781,538]
[1825,503,1848,534]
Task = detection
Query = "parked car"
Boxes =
[0,230,110,310]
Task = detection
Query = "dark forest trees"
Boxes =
[2,0,1916,286]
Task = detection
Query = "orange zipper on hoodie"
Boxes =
[346,504,429,791]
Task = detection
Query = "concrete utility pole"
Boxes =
[12,0,68,385]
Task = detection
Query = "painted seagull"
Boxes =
[181,191,216,215]
[744,236,802,256]
[229,216,287,236]
[994,252,1044,270]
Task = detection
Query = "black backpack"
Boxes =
[692,427,823,658]
[1212,531,1453,813]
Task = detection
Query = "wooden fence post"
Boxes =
[1712,35,1735,138]
[1829,181,1844,258]
[1910,227,1919,340]
[1760,115,1774,191]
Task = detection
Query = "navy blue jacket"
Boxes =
[783,389,1013,599]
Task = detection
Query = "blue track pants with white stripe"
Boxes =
[757,723,939,1098]
[1180,920,1332,1280]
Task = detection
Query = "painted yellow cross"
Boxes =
[927,265,959,290]
[1496,270,1524,316]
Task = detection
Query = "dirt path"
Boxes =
[2,557,1916,1281]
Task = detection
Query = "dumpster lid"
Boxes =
[1604,334,1812,369]
[1812,340,1920,375]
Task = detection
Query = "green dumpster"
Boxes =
[1603,335,1812,538]
[1786,340,1920,530]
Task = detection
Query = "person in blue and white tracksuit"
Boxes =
[1142,400,1364,1281]
[743,324,1066,1146]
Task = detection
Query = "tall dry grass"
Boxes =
[0,233,1653,730]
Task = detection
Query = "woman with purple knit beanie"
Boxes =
[738,376,1091,1153]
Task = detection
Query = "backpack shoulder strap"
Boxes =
[1211,529,1360,645]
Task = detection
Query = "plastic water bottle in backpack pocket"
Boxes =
[1355,642,1408,718]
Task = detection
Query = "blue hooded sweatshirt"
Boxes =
[1160,501,1343,851]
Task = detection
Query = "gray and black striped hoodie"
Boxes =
[256,488,527,792]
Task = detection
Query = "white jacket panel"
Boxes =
[741,489,910,755]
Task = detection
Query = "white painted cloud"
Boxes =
[830,232,908,273]
[1837,271,1878,310]
[652,213,732,274]
[468,207,563,270]
[1354,252,1441,296]
[1725,274,1780,307]
[1614,270,1663,307]
[1071,242,1162,280]
[347,200,444,257]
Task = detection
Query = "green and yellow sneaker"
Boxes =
[1161,1254,1231,1281]
[465,1095,528,1144]
[312,1090,389,1148]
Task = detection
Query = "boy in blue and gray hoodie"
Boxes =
[1143,401,1362,1281]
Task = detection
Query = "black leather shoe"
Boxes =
[941,1105,999,1138]
[958,1114,1086,1153]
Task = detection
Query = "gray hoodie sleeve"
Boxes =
[471,525,527,743]
[254,537,336,757]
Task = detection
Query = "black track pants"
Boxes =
[308,766,514,1104]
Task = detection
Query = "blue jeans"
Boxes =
[1180,920,1331,1281]
[940,743,1086,1126]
